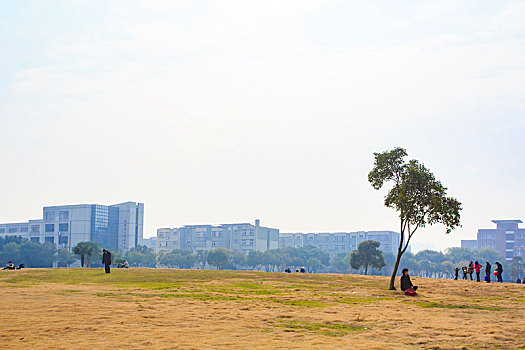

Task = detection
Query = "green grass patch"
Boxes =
[416,302,501,311]
[274,319,367,336]
[335,296,394,304]
[55,289,83,295]
[158,293,247,301]
[266,298,332,307]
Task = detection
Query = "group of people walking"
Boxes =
[454,261,504,283]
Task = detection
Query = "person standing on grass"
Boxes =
[474,261,483,282]
[468,261,474,280]
[462,266,468,280]
[102,249,112,274]
[495,262,503,283]
[454,267,459,280]
[485,262,492,283]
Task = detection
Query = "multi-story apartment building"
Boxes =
[157,219,279,254]
[142,237,157,251]
[0,201,144,252]
[279,231,401,257]
[462,220,525,262]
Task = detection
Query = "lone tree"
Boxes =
[207,248,231,270]
[72,242,96,267]
[368,147,461,290]
[350,240,386,275]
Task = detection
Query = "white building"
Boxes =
[0,201,144,252]
[157,219,279,254]
[279,231,401,257]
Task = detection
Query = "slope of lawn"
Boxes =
[1,268,524,349]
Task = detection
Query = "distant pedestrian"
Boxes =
[516,278,522,284]
[468,261,474,280]
[454,267,459,280]
[474,261,483,282]
[462,266,468,280]
[495,262,503,283]
[485,262,491,283]
[102,249,112,274]
[522,278,525,284]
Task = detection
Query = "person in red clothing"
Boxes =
[474,261,483,282]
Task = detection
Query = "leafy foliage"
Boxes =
[368,147,462,289]
[349,240,386,275]
[207,248,231,269]
[72,242,100,267]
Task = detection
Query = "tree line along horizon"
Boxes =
[1,148,523,285]
[1,236,523,281]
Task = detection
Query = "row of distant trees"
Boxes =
[1,235,522,281]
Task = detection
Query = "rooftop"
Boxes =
[491,219,523,224]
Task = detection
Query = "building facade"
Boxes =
[0,201,144,252]
[157,219,279,254]
[461,220,525,262]
[279,230,401,257]
[142,237,157,251]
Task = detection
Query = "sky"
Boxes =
[1,0,524,252]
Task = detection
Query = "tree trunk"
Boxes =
[389,253,402,290]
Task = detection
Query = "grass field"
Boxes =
[1,268,524,349]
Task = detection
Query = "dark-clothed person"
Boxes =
[462,266,468,280]
[495,262,503,283]
[468,261,474,280]
[400,268,418,292]
[3,261,15,270]
[485,262,491,283]
[102,249,112,274]
[454,267,459,280]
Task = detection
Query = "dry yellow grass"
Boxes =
[0,268,524,350]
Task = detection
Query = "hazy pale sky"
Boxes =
[1,0,524,252]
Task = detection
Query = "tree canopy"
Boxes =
[349,240,386,275]
[368,147,462,289]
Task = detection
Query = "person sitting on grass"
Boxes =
[3,261,15,270]
[400,268,418,293]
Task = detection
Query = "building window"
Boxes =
[45,236,55,244]
[45,224,55,233]
[8,227,17,233]
[45,211,55,221]
[0,228,5,233]
[30,237,40,243]
[58,236,68,244]
[59,223,69,232]
[59,211,69,221]
[506,242,514,249]
[20,226,29,233]
[31,225,40,233]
